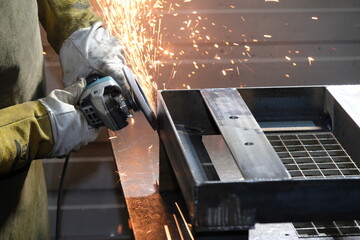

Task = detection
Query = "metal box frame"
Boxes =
[157,86,360,232]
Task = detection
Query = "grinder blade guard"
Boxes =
[79,66,157,131]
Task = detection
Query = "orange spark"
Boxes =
[308,57,315,66]
[92,0,162,110]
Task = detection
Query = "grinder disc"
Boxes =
[123,66,158,130]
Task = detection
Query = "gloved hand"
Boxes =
[59,22,129,92]
[39,79,100,157]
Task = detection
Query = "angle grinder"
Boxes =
[79,66,157,131]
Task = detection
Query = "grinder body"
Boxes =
[79,67,157,131]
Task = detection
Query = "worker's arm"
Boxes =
[37,0,102,53]
[0,79,99,176]
[37,0,129,93]
[0,102,53,175]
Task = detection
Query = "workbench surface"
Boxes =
[109,113,195,240]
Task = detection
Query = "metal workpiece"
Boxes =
[200,88,290,180]
[324,85,360,174]
[157,86,360,233]
[327,85,360,127]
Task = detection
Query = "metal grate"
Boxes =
[267,132,360,179]
[292,221,360,238]
[267,132,360,238]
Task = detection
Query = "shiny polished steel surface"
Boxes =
[108,113,167,239]
[202,135,244,181]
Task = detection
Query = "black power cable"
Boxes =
[55,154,71,240]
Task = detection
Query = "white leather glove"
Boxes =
[59,22,129,91]
[39,79,100,157]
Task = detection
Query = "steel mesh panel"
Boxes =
[267,133,360,179]
[292,221,360,238]
[267,132,360,238]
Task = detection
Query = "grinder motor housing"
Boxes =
[79,66,157,131]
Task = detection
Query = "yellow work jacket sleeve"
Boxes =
[37,0,102,53]
[0,101,54,176]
